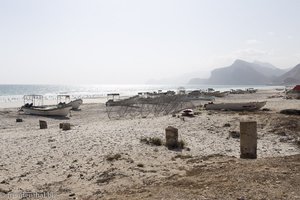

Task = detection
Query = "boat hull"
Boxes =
[66,99,83,110]
[22,106,72,117]
[204,101,266,111]
[286,92,300,99]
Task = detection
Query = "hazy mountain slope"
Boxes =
[252,61,286,77]
[206,60,270,85]
[275,64,300,84]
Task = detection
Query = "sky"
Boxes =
[0,0,300,84]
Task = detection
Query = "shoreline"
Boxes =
[0,85,286,108]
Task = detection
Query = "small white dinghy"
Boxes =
[204,101,266,111]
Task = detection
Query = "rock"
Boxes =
[0,185,11,194]
[39,120,47,129]
[223,123,231,127]
[0,180,8,184]
[62,123,71,131]
[69,165,75,169]
[229,131,240,138]
[80,174,84,179]
[16,118,23,122]
[137,163,144,168]
[165,126,179,149]
[48,138,56,142]
[36,161,44,165]
[240,121,257,159]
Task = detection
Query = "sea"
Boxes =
[0,84,283,108]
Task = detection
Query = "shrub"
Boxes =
[165,139,186,149]
[140,137,162,146]
[106,153,121,161]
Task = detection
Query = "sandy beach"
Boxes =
[0,89,299,200]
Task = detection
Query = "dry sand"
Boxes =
[0,89,299,200]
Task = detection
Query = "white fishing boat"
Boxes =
[20,94,72,117]
[204,101,266,111]
[21,104,72,117]
[57,95,83,110]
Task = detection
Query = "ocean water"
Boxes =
[0,84,283,108]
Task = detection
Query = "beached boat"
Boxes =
[66,99,83,110]
[204,101,266,111]
[21,104,72,117]
[57,95,83,110]
[20,94,72,117]
[286,85,300,99]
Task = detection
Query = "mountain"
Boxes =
[206,60,270,85]
[252,61,286,77]
[274,64,300,84]
[189,59,288,85]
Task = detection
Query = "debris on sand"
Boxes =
[280,109,300,116]
[229,131,240,138]
[16,118,23,122]
[137,163,144,168]
[106,153,121,162]
[181,109,194,117]
[223,123,231,127]
[140,137,162,146]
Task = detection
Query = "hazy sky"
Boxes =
[1,0,299,84]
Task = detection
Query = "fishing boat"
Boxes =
[20,94,72,117]
[285,85,300,99]
[204,101,266,111]
[57,95,83,110]
[21,104,72,117]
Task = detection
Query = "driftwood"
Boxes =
[280,109,300,116]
